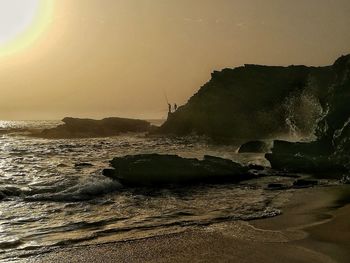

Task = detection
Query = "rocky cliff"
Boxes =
[265,55,350,174]
[158,55,350,140]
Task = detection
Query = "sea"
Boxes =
[0,120,324,262]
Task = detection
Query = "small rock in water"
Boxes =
[293,179,318,188]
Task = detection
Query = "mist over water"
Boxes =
[0,120,294,261]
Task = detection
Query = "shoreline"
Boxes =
[250,185,350,263]
[29,185,350,263]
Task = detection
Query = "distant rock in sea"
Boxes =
[35,117,152,139]
[157,54,350,141]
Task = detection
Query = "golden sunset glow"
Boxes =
[0,0,54,57]
[0,2,350,262]
[0,0,349,120]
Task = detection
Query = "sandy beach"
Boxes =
[27,185,350,263]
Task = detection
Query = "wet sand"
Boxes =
[29,185,350,263]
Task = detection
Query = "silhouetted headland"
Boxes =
[157,54,350,142]
[100,54,350,189]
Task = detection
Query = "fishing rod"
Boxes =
[163,89,169,105]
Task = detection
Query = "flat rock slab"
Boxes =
[103,154,255,186]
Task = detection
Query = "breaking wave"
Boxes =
[283,83,325,141]
[26,177,122,202]
[0,177,122,202]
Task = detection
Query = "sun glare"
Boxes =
[0,0,54,57]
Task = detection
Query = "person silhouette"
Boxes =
[168,103,172,113]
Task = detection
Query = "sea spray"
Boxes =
[283,87,325,141]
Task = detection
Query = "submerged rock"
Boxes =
[103,154,254,186]
[0,186,22,200]
[266,183,290,190]
[74,163,93,168]
[292,179,318,188]
[35,117,152,139]
[238,141,271,153]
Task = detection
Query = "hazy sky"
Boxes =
[0,0,350,120]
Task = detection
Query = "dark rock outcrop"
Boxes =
[266,152,347,174]
[238,141,271,153]
[265,139,348,174]
[156,56,350,140]
[103,154,254,186]
[36,117,152,139]
[266,55,350,175]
